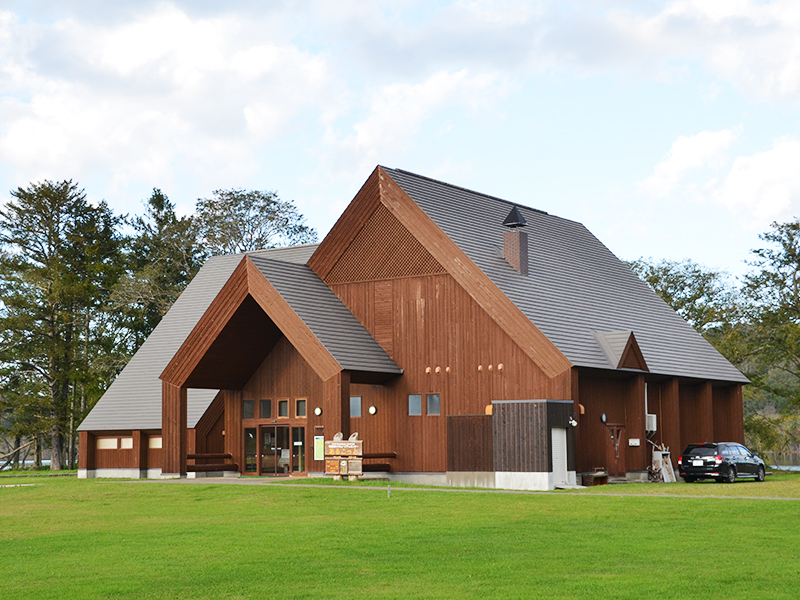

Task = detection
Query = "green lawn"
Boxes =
[2,475,800,599]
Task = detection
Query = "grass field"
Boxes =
[2,474,800,599]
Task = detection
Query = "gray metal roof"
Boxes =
[248,256,402,375]
[383,167,748,384]
[79,245,320,432]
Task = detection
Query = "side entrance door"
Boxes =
[605,424,626,477]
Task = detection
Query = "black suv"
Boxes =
[677,442,766,484]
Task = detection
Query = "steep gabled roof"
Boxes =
[382,167,747,384]
[310,167,573,379]
[161,255,401,388]
[247,255,402,376]
[79,245,319,432]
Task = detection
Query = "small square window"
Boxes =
[408,394,422,416]
[296,399,307,418]
[260,399,272,419]
[350,396,362,418]
[243,400,255,420]
[427,394,441,416]
[278,399,288,417]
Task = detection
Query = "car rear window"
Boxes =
[687,446,716,456]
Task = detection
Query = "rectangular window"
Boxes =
[296,399,307,418]
[120,437,134,449]
[96,438,118,450]
[243,400,255,420]
[260,399,272,420]
[278,399,288,418]
[427,394,441,416]
[350,396,362,418]
[408,394,422,416]
[148,437,162,449]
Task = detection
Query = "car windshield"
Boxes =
[687,446,716,456]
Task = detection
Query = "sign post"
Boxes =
[324,439,363,481]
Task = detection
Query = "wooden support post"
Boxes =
[697,381,714,443]
[729,385,744,444]
[624,374,647,472]
[78,431,94,471]
[659,378,681,466]
[323,371,350,439]
[132,430,147,476]
[162,381,187,476]
[224,390,243,470]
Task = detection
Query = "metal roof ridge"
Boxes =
[383,166,549,215]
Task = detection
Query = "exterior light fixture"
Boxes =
[314,407,322,416]
[600,412,607,424]
[368,405,377,415]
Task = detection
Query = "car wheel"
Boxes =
[725,466,736,484]
[683,476,695,483]
[756,466,765,482]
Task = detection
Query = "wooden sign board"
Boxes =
[325,458,363,476]
[324,440,363,457]
[324,440,363,476]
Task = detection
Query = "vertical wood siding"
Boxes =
[329,274,572,473]
[240,337,326,473]
[446,415,493,472]
[712,384,744,443]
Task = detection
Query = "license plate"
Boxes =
[692,459,704,466]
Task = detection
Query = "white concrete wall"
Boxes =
[495,470,577,491]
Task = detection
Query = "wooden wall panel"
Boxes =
[241,337,326,473]
[493,402,549,473]
[328,274,572,473]
[94,435,135,469]
[447,416,493,472]
[79,431,94,470]
[712,384,744,443]
[195,391,225,462]
[624,375,647,471]
[576,374,628,474]
[147,443,161,470]
[652,378,681,465]
[679,382,714,449]
[224,390,243,472]
[377,168,572,379]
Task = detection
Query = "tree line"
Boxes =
[628,218,800,458]
[1,178,797,470]
[0,181,316,470]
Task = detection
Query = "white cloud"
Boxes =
[642,127,741,197]
[325,68,514,176]
[0,5,339,201]
[711,138,800,224]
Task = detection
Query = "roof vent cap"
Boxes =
[503,206,527,228]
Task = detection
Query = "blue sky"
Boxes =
[2,1,799,279]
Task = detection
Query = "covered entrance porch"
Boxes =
[158,255,402,478]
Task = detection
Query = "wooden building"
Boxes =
[78,167,747,490]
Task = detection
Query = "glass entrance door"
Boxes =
[245,424,306,476]
[260,425,290,476]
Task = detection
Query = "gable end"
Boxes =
[326,203,446,283]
